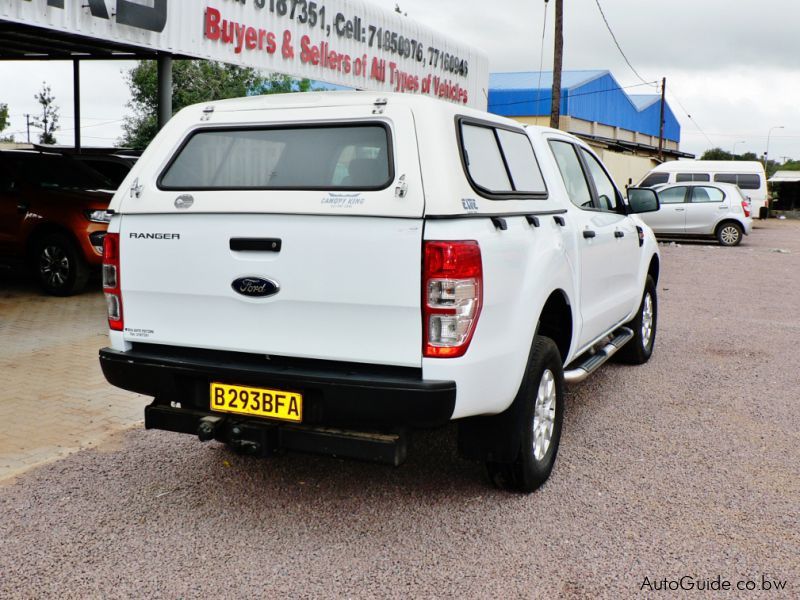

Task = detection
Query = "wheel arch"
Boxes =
[715,218,744,236]
[537,289,573,364]
[25,222,83,260]
[647,254,660,285]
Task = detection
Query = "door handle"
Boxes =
[675,208,685,212]
[230,238,282,252]
[583,230,597,239]
[614,231,625,238]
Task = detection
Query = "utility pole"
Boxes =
[658,77,666,161]
[549,0,563,130]
[25,114,31,143]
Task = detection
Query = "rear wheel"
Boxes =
[487,336,564,493]
[616,275,657,365]
[33,233,90,296]
[717,222,743,246]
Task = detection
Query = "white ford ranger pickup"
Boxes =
[99,92,661,492]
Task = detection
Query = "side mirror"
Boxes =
[627,187,660,214]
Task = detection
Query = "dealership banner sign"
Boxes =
[0,0,490,109]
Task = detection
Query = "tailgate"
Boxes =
[119,214,423,367]
[113,102,426,367]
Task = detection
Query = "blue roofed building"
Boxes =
[489,70,693,187]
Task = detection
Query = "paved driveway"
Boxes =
[0,273,144,480]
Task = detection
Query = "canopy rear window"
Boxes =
[159,124,392,191]
[458,120,547,199]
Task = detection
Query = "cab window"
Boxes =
[549,140,593,209]
[579,148,621,212]
[691,186,725,203]
[659,187,688,204]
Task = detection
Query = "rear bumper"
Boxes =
[99,345,456,429]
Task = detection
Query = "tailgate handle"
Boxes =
[230,238,282,252]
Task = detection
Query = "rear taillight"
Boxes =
[423,241,482,358]
[742,200,751,218]
[102,233,123,331]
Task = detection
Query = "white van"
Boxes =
[638,161,769,218]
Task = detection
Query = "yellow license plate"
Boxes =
[210,382,303,423]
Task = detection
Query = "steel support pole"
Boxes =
[157,55,173,130]
[658,77,666,161]
[73,59,81,153]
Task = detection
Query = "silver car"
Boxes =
[638,182,753,246]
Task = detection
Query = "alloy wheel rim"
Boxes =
[641,293,654,349]
[40,246,70,288]
[532,369,557,461]
[721,226,739,245]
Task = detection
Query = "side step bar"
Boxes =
[564,327,634,384]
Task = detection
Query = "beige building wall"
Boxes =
[510,116,667,190]
[588,145,659,189]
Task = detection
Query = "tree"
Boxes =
[33,83,60,145]
[779,160,800,171]
[120,60,313,150]
[700,147,733,161]
[0,103,9,132]
[0,103,12,143]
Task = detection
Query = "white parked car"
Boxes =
[638,160,768,219]
[639,182,753,246]
[99,92,661,493]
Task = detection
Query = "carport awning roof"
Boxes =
[0,20,187,60]
[768,171,800,183]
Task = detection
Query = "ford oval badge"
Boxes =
[232,277,280,298]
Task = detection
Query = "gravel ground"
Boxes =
[1,220,798,599]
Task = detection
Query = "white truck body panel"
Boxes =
[117,214,424,367]
[422,215,578,418]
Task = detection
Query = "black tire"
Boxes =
[487,336,565,493]
[616,275,657,365]
[716,222,743,247]
[32,233,90,296]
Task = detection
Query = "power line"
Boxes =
[10,113,122,122]
[666,88,715,147]
[593,0,654,88]
[58,118,124,133]
[534,0,549,111]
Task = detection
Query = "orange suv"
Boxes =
[0,150,118,295]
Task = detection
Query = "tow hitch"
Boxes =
[145,402,408,466]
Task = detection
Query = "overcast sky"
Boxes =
[1,0,798,159]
